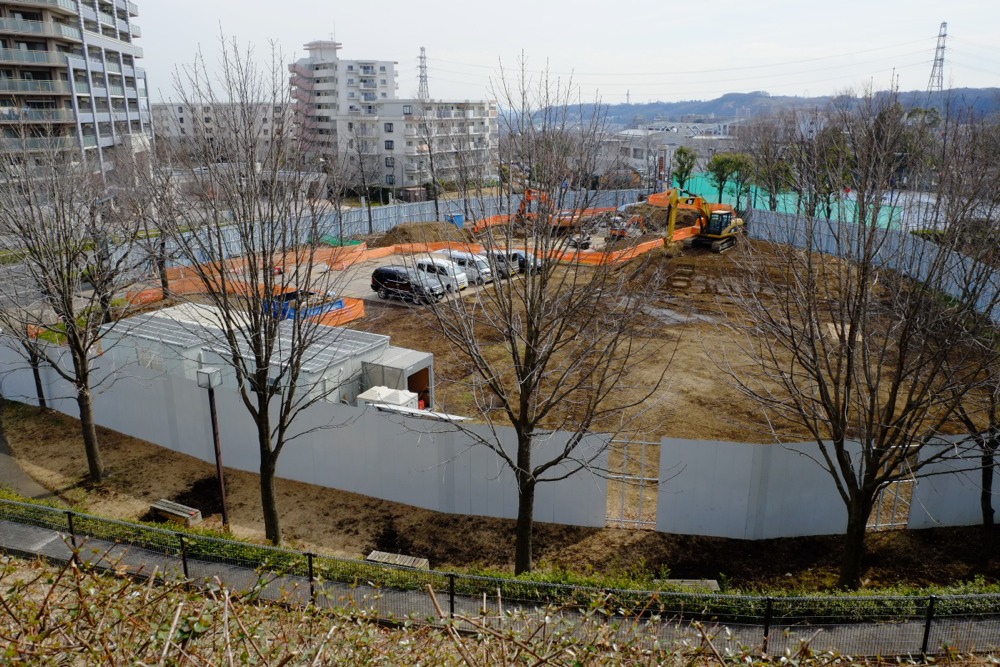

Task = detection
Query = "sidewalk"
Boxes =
[0,431,52,501]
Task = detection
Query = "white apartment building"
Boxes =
[0,0,152,167]
[151,102,292,152]
[289,40,398,155]
[290,41,497,194]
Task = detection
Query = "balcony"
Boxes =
[104,60,122,74]
[0,18,82,41]
[0,108,76,123]
[98,12,116,26]
[108,84,125,96]
[0,49,66,67]
[0,79,73,94]
[0,135,82,150]
[10,0,78,13]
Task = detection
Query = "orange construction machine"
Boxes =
[647,188,745,253]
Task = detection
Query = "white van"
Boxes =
[413,255,469,292]
[434,250,493,285]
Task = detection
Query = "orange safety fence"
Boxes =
[309,297,366,327]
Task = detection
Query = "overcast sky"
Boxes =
[139,0,1000,105]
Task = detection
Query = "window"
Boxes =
[385,157,394,167]
[179,117,183,123]
[347,78,354,84]
[386,174,395,185]
[379,65,386,72]
[380,79,386,85]
[384,140,394,150]
[384,122,393,133]
[347,122,353,131]
[176,105,182,113]
[347,65,353,71]
[402,105,412,115]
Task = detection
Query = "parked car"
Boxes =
[434,249,493,285]
[483,251,515,279]
[504,250,544,275]
[412,255,468,292]
[371,265,445,304]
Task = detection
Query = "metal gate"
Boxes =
[606,437,659,529]
[868,477,915,531]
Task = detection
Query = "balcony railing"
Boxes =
[0,108,76,123]
[108,85,125,96]
[0,18,82,40]
[9,0,78,13]
[98,12,115,26]
[0,135,82,150]
[0,79,73,94]
[0,49,66,66]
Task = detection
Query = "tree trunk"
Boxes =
[28,346,46,409]
[158,235,169,301]
[838,497,871,589]
[514,474,535,575]
[76,387,104,482]
[0,394,8,452]
[981,446,996,562]
[260,453,281,545]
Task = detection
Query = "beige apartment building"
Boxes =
[0,0,152,169]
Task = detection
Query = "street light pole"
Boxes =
[197,367,229,529]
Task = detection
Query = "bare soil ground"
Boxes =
[5,236,999,590]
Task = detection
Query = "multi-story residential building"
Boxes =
[0,0,152,169]
[290,42,497,196]
[289,40,398,156]
[151,102,292,152]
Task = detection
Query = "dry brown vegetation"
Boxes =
[5,237,1000,589]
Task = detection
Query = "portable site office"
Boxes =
[101,304,435,408]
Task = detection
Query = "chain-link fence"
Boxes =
[1,497,997,656]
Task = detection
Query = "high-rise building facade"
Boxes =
[0,0,152,166]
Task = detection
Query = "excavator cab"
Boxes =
[704,211,732,237]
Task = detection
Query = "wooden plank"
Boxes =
[366,550,429,570]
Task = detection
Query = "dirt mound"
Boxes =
[370,221,474,248]
[630,204,702,230]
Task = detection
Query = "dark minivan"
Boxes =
[371,265,445,304]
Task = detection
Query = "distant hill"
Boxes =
[595,89,1000,126]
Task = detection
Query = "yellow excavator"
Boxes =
[647,188,745,253]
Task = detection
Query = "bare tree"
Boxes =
[0,141,146,482]
[344,119,383,234]
[415,62,670,574]
[720,90,1000,588]
[736,113,795,211]
[147,40,357,545]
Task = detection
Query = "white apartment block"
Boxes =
[289,40,397,155]
[151,102,292,151]
[290,41,497,193]
[0,0,152,167]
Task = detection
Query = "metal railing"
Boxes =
[0,498,997,656]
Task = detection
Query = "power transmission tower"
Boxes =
[418,46,429,103]
[927,22,947,94]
